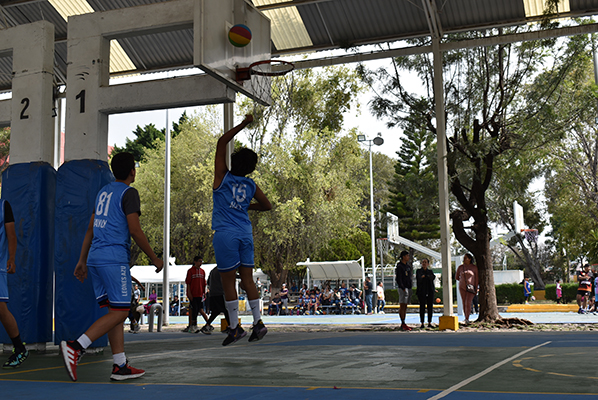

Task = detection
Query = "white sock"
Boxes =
[225,300,239,329]
[77,334,92,349]
[249,299,261,325]
[113,352,126,367]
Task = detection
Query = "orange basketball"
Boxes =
[435,298,441,304]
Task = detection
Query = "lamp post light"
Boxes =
[358,133,384,312]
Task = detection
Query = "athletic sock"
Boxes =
[225,300,239,329]
[113,352,126,367]
[10,334,25,352]
[249,299,261,325]
[76,333,92,350]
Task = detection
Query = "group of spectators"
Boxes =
[269,282,364,315]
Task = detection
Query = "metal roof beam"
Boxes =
[291,22,598,69]
[254,0,332,12]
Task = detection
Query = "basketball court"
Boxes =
[1,325,598,399]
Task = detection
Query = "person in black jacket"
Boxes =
[395,250,413,331]
[416,258,436,328]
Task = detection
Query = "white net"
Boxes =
[248,61,295,118]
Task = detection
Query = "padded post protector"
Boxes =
[54,160,114,346]
[0,162,56,345]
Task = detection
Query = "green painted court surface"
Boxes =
[1,315,598,399]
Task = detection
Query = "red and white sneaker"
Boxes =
[110,362,145,381]
[401,323,412,331]
[60,340,83,381]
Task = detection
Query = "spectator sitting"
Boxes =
[291,281,298,294]
[170,295,180,316]
[269,292,282,315]
[144,288,158,314]
[307,292,320,315]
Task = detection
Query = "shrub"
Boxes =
[545,283,577,303]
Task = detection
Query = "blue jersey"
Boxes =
[212,171,256,235]
[87,182,133,267]
[0,200,7,274]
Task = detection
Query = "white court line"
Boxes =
[427,341,551,400]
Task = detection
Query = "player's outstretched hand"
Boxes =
[243,114,254,125]
[153,258,164,273]
[74,262,88,283]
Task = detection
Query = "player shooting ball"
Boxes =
[212,114,272,346]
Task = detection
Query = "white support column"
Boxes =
[3,21,55,164]
[433,38,456,329]
[163,105,171,326]
[64,16,110,161]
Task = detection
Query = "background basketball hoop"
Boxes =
[522,229,538,243]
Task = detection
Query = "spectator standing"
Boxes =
[456,254,478,324]
[200,267,230,334]
[577,264,593,314]
[0,200,29,369]
[364,277,373,315]
[376,282,386,314]
[556,279,563,304]
[395,250,413,331]
[415,258,436,328]
[184,256,209,333]
[524,278,532,304]
[280,283,289,315]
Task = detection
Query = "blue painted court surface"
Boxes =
[1,314,598,399]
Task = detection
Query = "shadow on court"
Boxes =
[1,327,598,399]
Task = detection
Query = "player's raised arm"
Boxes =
[214,114,253,189]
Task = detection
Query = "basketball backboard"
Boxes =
[194,0,272,105]
[513,201,525,233]
[387,212,400,242]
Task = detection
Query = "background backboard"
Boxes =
[194,0,272,105]
[514,201,525,233]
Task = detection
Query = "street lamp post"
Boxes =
[358,133,384,313]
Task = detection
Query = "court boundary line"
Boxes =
[427,340,551,400]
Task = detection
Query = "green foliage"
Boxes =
[544,283,578,303]
[112,112,189,161]
[0,127,9,180]
[318,230,370,262]
[494,283,526,304]
[385,102,439,242]
[132,109,220,265]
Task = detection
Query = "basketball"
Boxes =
[435,298,441,304]
[229,24,252,47]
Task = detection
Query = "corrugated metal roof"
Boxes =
[0,0,598,92]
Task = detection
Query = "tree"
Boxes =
[112,112,189,161]
[240,67,368,293]
[385,104,439,243]
[0,127,9,179]
[360,26,589,321]
[132,109,220,266]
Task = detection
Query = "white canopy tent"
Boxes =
[296,257,365,287]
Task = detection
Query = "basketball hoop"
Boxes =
[237,59,295,121]
[522,229,538,243]
[377,238,390,254]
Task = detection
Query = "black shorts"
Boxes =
[577,290,591,297]
[209,295,226,315]
[190,297,204,311]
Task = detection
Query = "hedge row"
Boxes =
[384,282,578,305]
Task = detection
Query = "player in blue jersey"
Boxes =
[0,200,28,369]
[61,152,163,381]
[212,114,272,346]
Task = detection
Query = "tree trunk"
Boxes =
[475,244,501,322]
[267,262,289,298]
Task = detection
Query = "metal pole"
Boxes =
[163,105,171,325]
[369,142,377,297]
[433,37,453,317]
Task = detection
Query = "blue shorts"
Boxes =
[213,231,254,272]
[0,272,7,302]
[88,264,131,310]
